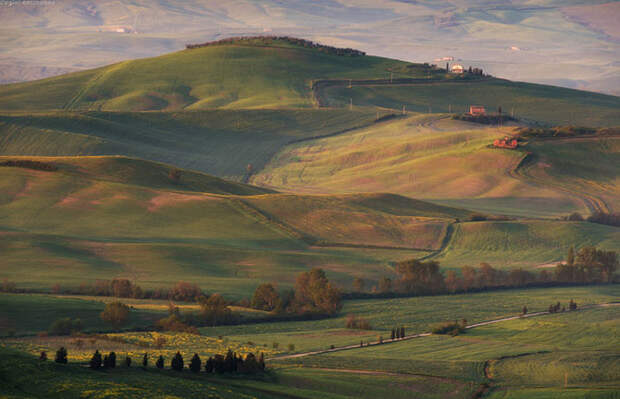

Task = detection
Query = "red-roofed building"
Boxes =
[469,105,486,115]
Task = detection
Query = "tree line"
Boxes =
[43,347,266,375]
[346,246,617,297]
[185,36,366,57]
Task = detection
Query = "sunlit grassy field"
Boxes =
[433,220,620,269]
[251,114,588,218]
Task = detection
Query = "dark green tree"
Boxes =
[567,246,575,266]
[258,352,265,371]
[89,350,102,369]
[522,305,528,315]
[205,357,214,373]
[391,328,395,340]
[55,347,67,364]
[124,356,131,368]
[400,326,405,338]
[224,349,235,372]
[142,353,148,368]
[39,351,47,361]
[171,351,184,371]
[190,353,201,373]
[156,355,164,369]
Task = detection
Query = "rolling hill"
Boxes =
[251,114,605,218]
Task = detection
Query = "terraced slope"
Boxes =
[252,114,588,218]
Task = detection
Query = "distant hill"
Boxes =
[0,42,409,111]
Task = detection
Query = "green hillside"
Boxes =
[252,114,594,218]
[0,155,450,295]
[0,109,388,180]
[0,42,410,111]
[321,79,620,126]
[433,220,620,269]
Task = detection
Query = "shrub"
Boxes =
[39,351,47,361]
[432,321,466,336]
[287,344,295,352]
[100,302,130,327]
[55,347,68,364]
[345,314,372,330]
[49,318,82,336]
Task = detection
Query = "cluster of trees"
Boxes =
[55,280,205,302]
[432,319,467,336]
[185,36,366,56]
[348,246,616,299]
[453,113,516,125]
[586,212,620,228]
[515,126,618,139]
[390,326,406,340]
[563,211,619,227]
[556,246,618,283]
[250,268,342,316]
[0,159,58,171]
[548,299,577,313]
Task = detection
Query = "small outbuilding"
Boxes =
[469,105,486,115]
[450,64,464,74]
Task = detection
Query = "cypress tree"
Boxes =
[391,329,395,340]
[108,352,116,368]
[224,350,234,373]
[401,326,405,338]
[55,347,68,364]
[205,357,214,373]
[258,352,265,371]
[124,356,131,368]
[567,246,575,266]
[171,351,184,371]
[142,353,148,368]
[89,350,102,370]
[156,355,164,369]
[39,351,47,361]
[190,353,201,373]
